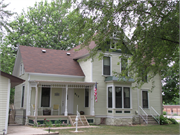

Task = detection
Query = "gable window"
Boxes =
[85,87,89,107]
[20,63,24,76]
[41,87,50,107]
[142,91,148,108]
[103,56,111,75]
[115,87,122,108]
[108,87,112,108]
[21,85,25,108]
[121,58,128,76]
[114,86,131,108]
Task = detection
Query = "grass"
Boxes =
[49,124,180,135]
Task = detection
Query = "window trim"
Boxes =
[19,63,24,76]
[40,86,52,108]
[102,56,111,76]
[21,84,25,108]
[141,89,149,109]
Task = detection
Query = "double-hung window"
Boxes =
[114,86,131,108]
[103,56,111,75]
[108,87,112,108]
[41,87,51,107]
[142,91,148,108]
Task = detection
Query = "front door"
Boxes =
[61,88,74,115]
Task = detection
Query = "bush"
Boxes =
[173,113,178,116]
[55,119,61,127]
[160,115,169,125]
[168,118,178,124]
[163,111,167,115]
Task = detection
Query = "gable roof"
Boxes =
[0,71,25,88]
[19,46,84,76]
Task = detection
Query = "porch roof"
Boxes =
[29,80,95,88]
[105,76,134,82]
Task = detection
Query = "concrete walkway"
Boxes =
[8,125,98,135]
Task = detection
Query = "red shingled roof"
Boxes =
[70,41,96,59]
[19,46,85,76]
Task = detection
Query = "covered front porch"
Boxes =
[27,80,95,124]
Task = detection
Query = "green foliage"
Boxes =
[168,118,178,124]
[43,118,52,127]
[163,111,167,115]
[0,0,15,32]
[7,0,79,50]
[67,0,179,90]
[55,119,61,127]
[160,115,168,125]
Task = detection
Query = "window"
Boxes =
[142,91,148,108]
[115,87,122,108]
[21,85,25,108]
[103,56,111,75]
[114,86,131,108]
[108,87,112,108]
[85,87,89,107]
[121,58,128,76]
[20,63,24,76]
[124,87,130,108]
[41,87,50,107]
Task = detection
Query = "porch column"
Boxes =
[90,85,95,115]
[34,85,38,123]
[64,85,68,116]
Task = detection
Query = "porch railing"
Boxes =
[77,111,84,125]
[139,106,148,124]
[150,106,160,124]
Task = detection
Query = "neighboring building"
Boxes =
[0,71,24,134]
[12,43,162,126]
[163,105,180,115]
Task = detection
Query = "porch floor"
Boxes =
[28,115,94,119]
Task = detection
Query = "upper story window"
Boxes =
[19,63,24,76]
[103,56,111,75]
[121,58,128,76]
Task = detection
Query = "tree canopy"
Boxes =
[67,0,179,89]
[7,0,79,50]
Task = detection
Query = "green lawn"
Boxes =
[50,124,180,135]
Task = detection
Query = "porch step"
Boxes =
[140,115,159,125]
[69,115,89,126]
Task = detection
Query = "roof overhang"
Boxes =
[1,71,25,88]
[105,76,135,83]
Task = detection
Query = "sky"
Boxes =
[5,0,51,14]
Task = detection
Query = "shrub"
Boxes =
[173,113,178,116]
[163,111,167,115]
[55,119,61,127]
[160,115,169,125]
[168,118,178,124]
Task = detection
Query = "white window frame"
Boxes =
[141,89,149,109]
[40,86,52,108]
[114,85,132,109]
[21,84,25,108]
[102,55,112,76]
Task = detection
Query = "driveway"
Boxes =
[7,125,50,135]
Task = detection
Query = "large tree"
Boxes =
[67,0,179,89]
[7,0,79,50]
